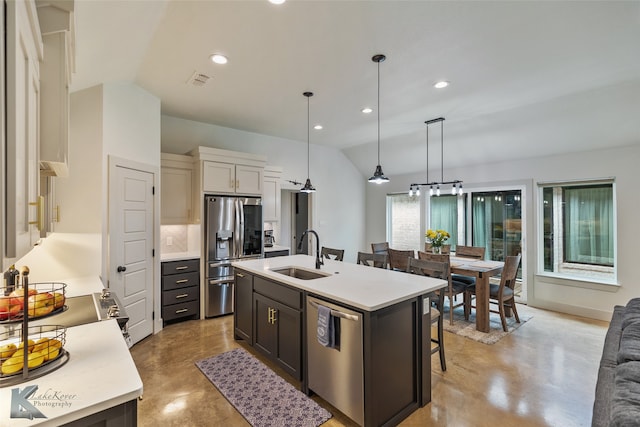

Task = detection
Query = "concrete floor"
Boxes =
[130,304,608,427]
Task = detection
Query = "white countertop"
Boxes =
[160,251,200,262]
[0,320,142,426]
[264,245,290,253]
[232,255,446,311]
[52,275,105,298]
[1,274,141,425]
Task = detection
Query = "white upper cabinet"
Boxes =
[5,0,43,260]
[37,0,75,178]
[161,153,194,224]
[193,147,266,197]
[263,166,282,222]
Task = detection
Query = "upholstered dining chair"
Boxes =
[418,251,470,325]
[424,243,451,254]
[407,257,447,371]
[452,245,486,285]
[464,253,522,332]
[321,247,344,261]
[356,252,389,269]
[387,248,415,272]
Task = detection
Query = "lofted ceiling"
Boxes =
[71,0,640,177]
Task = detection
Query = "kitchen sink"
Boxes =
[270,267,330,280]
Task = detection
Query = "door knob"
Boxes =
[117,266,127,273]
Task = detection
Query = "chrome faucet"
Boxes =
[298,229,323,270]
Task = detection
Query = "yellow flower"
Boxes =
[425,229,450,246]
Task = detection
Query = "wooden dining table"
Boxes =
[449,256,505,333]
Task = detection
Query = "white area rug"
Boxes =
[442,303,531,345]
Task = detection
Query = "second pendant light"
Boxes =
[300,91,316,193]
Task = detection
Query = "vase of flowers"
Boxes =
[426,229,450,254]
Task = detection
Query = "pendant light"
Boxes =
[368,54,389,184]
[408,117,463,196]
[300,92,316,193]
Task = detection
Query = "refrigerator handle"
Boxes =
[239,199,245,257]
[234,199,241,258]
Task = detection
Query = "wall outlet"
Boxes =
[167,236,173,246]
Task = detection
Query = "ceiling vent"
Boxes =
[187,71,211,87]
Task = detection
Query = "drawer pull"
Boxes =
[237,273,245,278]
[175,279,189,284]
[175,308,189,314]
[175,294,189,299]
[175,266,189,271]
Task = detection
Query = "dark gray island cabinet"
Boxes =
[232,255,446,427]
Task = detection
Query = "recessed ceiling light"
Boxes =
[269,0,286,4]
[434,81,449,89]
[362,107,373,114]
[210,54,228,65]
[314,125,323,130]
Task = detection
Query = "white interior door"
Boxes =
[109,163,155,345]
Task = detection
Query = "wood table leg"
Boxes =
[475,272,490,333]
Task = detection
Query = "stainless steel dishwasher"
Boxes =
[306,296,364,426]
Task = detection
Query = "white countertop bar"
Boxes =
[160,251,201,262]
[232,255,446,312]
[264,245,290,253]
[0,320,143,426]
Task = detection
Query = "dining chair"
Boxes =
[407,257,447,371]
[424,243,451,254]
[455,245,485,259]
[371,242,389,255]
[464,253,522,332]
[356,252,389,269]
[321,246,344,261]
[387,248,415,272]
[452,245,486,285]
[418,251,470,325]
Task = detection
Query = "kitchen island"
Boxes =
[232,254,446,427]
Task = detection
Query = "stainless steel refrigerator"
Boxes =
[204,195,263,317]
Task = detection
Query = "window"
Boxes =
[540,181,615,282]
[387,193,420,251]
[472,191,522,262]
[428,194,465,251]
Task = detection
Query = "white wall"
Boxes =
[56,85,103,233]
[161,115,366,262]
[63,83,161,283]
[367,144,640,320]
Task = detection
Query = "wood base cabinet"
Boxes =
[61,399,137,427]
[161,259,200,325]
[234,269,302,381]
[254,293,301,380]
[234,270,253,342]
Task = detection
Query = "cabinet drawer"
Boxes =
[161,259,199,275]
[163,286,199,305]
[254,276,302,310]
[162,271,199,291]
[162,300,200,321]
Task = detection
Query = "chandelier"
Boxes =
[408,117,463,197]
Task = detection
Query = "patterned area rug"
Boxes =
[196,348,332,427]
[442,303,532,345]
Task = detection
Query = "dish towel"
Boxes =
[317,304,335,348]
